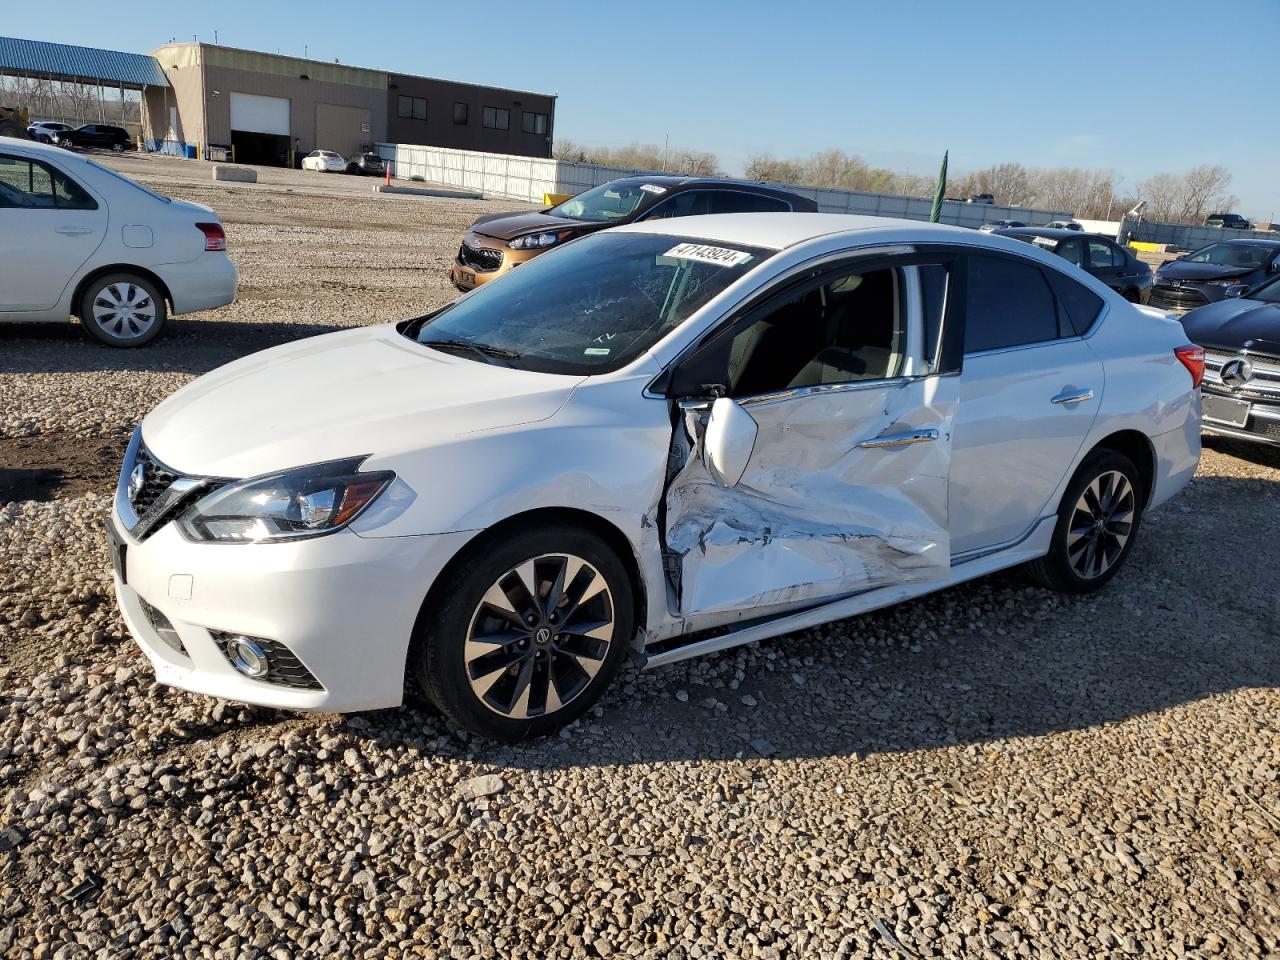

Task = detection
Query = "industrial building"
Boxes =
[1,35,556,166]
[146,42,556,166]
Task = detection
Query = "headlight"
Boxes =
[1207,277,1245,286]
[177,457,395,543]
[510,232,561,250]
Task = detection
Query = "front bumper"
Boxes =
[448,232,541,291]
[108,507,476,711]
[1200,388,1280,447]
[1150,281,1242,314]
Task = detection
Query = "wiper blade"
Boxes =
[422,338,521,366]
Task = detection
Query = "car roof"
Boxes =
[999,227,1097,240]
[0,135,97,166]
[606,174,809,198]
[613,212,980,250]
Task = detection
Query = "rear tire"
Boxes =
[1121,288,1139,303]
[79,273,167,348]
[1026,449,1143,594]
[410,523,634,741]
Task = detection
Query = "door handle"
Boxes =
[55,226,94,236]
[857,428,939,449]
[1051,389,1094,405]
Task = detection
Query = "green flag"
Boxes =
[929,150,948,224]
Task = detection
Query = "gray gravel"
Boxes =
[1,156,1278,959]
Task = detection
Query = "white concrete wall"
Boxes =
[376,141,1073,227]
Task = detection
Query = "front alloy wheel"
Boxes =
[466,554,614,719]
[412,524,633,740]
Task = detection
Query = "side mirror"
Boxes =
[1225,285,1247,299]
[703,397,757,488]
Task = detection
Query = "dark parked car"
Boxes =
[977,219,1026,233]
[450,176,818,291]
[1151,239,1280,314]
[1178,273,1280,447]
[53,124,133,152]
[345,152,385,176]
[995,228,1153,303]
[1205,213,1251,230]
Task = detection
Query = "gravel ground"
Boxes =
[1,158,1278,959]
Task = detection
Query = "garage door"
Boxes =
[315,103,372,159]
[229,93,290,136]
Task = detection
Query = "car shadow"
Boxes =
[0,317,353,377]
[337,470,1278,768]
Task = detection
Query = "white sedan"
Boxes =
[301,150,347,173]
[108,214,1202,740]
[0,137,237,347]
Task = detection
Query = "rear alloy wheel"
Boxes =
[80,273,166,347]
[413,525,633,740]
[111,142,126,153]
[1027,449,1143,593]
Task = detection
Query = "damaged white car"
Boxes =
[108,214,1203,740]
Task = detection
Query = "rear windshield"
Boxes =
[406,231,772,375]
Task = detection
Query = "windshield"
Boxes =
[408,232,772,375]
[1186,242,1273,268]
[1248,275,1280,304]
[84,158,171,204]
[546,181,664,223]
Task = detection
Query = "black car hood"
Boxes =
[1180,298,1280,355]
[1157,261,1254,282]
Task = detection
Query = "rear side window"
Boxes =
[709,191,790,214]
[963,255,1059,353]
[1088,239,1123,268]
[1046,269,1105,335]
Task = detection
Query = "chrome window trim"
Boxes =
[737,376,915,408]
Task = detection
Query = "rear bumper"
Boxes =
[1149,398,1201,511]
[156,254,238,315]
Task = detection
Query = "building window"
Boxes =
[482,106,509,131]
[521,111,548,136]
[453,102,469,125]
[398,95,427,120]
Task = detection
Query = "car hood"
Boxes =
[1157,261,1254,282]
[469,210,596,241]
[141,325,583,478]
[1180,298,1280,354]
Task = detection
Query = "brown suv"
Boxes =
[449,176,817,291]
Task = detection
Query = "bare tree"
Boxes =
[743,153,807,185]
[550,140,723,176]
[1137,165,1237,224]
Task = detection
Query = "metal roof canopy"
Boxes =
[0,36,169,88]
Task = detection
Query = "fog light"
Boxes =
[139,598,186,656]
[226,636,269,678]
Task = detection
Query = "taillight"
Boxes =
[196,222,226,252]
[1174,345,1205,388]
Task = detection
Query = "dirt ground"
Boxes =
[0,155,1277,959]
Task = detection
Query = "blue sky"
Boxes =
[9,0,1278,219]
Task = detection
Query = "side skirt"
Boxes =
[642,515,1055,669]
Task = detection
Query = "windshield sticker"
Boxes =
[663,243,753,268]
[584,347,611,356]
[640,184,667,194]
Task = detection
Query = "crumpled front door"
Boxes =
[662,374,958,624]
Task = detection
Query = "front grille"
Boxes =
[130,446,177,517]
[1203,350,1280,403]
[210,631,323,690]
[459,241,503,272]
[122,441,223,541]
[1151,285,1208,308]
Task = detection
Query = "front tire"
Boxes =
[79,273,167,348]
[1026,449,1143,594]
[411,524,634,741]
